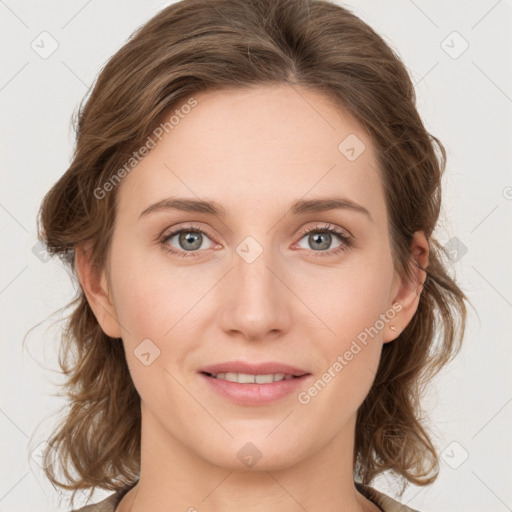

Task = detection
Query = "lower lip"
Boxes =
[199,372,311,406]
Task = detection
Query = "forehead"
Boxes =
[116,84,385,223]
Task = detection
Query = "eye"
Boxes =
[295,223,352,256]
[160,224,215,258]
[159,222,353,259]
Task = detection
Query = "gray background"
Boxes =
[1,0,511,510]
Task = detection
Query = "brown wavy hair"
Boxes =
[33,0,467,507]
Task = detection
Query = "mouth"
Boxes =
[198,360,310,383]
[198,368,312,405]
[200,371,306,383]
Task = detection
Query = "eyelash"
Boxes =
[159,223,353,259]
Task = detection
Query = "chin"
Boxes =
[197,437,307,473]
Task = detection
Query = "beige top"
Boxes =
[71,482,420,512]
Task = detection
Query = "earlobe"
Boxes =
[74,244,122,339]
[384,231,429,343]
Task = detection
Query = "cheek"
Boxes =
[108,246,186,337]
[296,263,393,421]
[113,272,165,338]
[108,252,190,406]
[110,232,395,348]
[298,254,395,342]
[295,252,394,405]
[326,258,395,393]
[108,249,211,376]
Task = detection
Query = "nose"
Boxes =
[217,244,292,342]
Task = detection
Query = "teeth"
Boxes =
[212,372,296,383]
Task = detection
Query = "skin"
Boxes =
[76,85,428,512]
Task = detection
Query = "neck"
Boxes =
[116,404,380,512]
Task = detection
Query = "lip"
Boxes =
[199,372,312,406]
[198,360,309,377]
[197,360,312,406]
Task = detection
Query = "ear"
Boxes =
[383,231,429,343]
[74,243,122,339]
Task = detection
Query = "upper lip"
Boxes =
[199,360,310,377]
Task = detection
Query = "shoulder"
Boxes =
[70,492,119,512]
[71,482,420,512]
[70,481,137,512]
[356,482,421,512]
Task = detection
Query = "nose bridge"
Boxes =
[219,234,290,339]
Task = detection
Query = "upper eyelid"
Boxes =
[161,222,351,245]
[301,223,352,238]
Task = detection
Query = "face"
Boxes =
[81,84,425,472]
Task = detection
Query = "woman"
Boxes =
[36,0,467,511]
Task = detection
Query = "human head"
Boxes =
[36,0,467,504]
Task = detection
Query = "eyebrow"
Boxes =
[138,196,372,221]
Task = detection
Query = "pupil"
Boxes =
[311,232,330,250]
[180,231,202,250]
